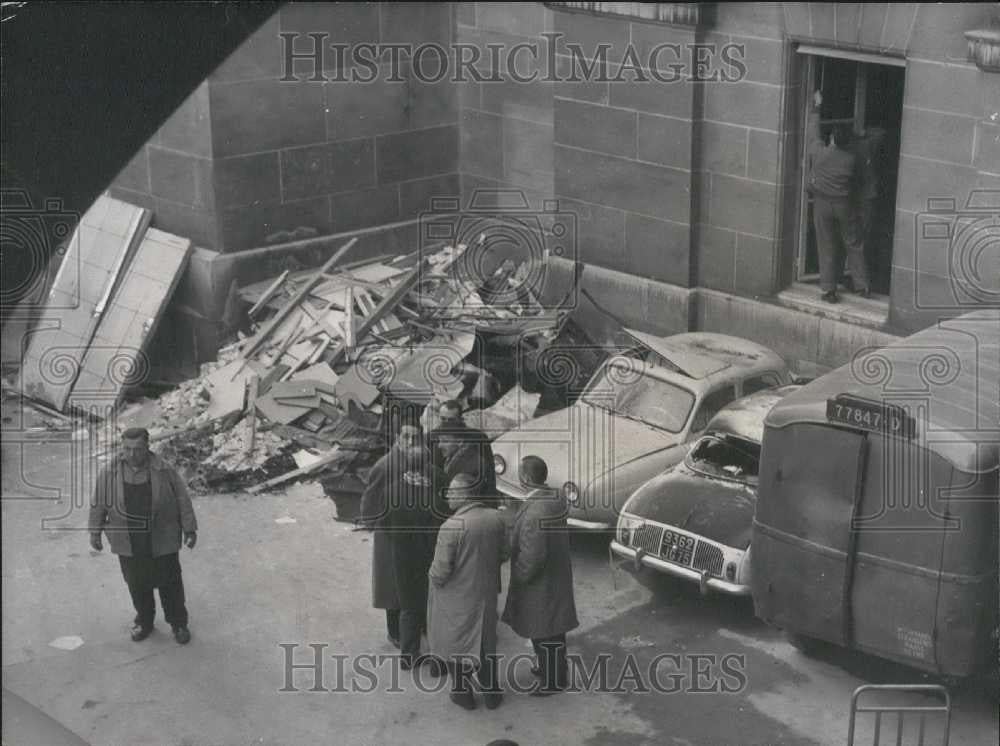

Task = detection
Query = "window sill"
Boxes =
[775,284,889,330]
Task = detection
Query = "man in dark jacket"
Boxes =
[358,419,447,667]
[89,427,197,644]
[807,90,868,303]
[501,456,579,695]
[428,399,497,502]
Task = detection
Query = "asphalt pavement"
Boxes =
[2,427,997,746]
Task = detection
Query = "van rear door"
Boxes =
[754,422,866,645]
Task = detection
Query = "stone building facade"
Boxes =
[111,3,999,370]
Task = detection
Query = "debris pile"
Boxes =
[26,222,625,495]
[98,237,604,494]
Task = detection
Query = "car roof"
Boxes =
[705,384,802,443]
[624,330,785,380]
[764,311,1000,472]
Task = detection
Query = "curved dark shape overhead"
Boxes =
[1,1,280,310]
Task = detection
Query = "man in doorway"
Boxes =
[807,90,870,303]
[89,427,197,644]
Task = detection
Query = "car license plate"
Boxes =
[661,530,695,566]
[825,394,915,439]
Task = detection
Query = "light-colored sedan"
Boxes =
[491,331,791,529]
[610,385,800,595]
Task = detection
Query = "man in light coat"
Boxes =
[89,427,197,644]
[502,456,579,695]
[427,474,508,710]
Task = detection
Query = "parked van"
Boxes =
[751,311,999,677]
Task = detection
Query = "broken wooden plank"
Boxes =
[245,374,259,455]
[327,260,424,367]
[291,363,339,389]
[238,253,398,305]
[280,336,329,382]
[247,270,289,319]
[246,446,346,493]
[254,393,314,425]
[241,237,358,362]
[307,336,331,365]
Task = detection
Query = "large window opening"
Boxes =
[795,50,905,300]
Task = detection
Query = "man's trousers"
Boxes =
[118,553,188,630]
[813,196,868,294]
[532,633,568,691]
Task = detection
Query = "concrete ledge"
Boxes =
[542,256,693,335]
[695,288,901,375]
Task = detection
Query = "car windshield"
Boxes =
[581,363,695,434]
[686,434,761,486]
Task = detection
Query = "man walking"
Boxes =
[428,474,508,710]
[89,427,197,644]
[807,90,869,303]
[502,456,578,695]
[358,418,446,666]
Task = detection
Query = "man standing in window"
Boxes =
[807,90,870,303]
[89,427,197,644]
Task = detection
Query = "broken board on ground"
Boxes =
[18,195,152,411]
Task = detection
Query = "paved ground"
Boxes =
[2,425,997,746]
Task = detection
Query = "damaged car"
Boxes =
[491,331,792,529]
[610,385,800,595]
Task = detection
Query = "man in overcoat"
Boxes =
[427,474,508,710]
[89,427,197,644]
[358,420,446,666]
[428,399,496,501]
[501,456,579,695]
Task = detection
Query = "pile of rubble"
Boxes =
[92,238,623,495]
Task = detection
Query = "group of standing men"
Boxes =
[358,399,579,711]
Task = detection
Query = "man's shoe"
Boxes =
[450,691,477,710]
[821,290,840,304]
[172,626,191,645]
[400,655,414,671]
[387,635,400,649]
[130,624,152,642]
[484,692,503,710]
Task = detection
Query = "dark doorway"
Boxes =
[796,54,905,298]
